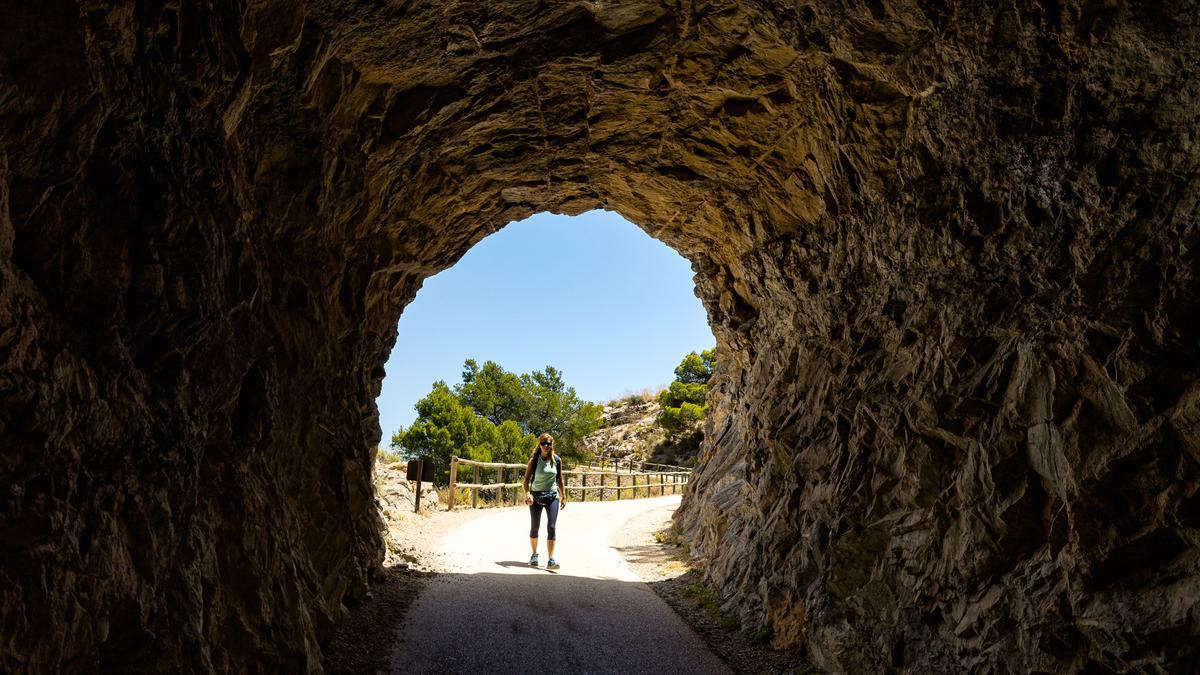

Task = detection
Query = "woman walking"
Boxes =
[523,432,567,569]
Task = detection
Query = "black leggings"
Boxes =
[529,492,560,541]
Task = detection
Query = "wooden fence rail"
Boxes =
[447,456,692,510]
[589,457,693,473]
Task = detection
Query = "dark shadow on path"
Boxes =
[322,565,432,675]
[324,565,738,674]
[494,560,559,573]
[612,543,676,565]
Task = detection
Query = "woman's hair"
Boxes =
[528,433,556,475]
[533,432,555,457]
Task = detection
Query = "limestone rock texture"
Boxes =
[373,460,438,566]
[1,0,1198,672]
[584,399,667,461]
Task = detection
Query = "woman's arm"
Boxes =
[556,459,567,505]
[523,455,535,504]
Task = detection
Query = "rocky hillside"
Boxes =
[583,397,703,467]
[583,399,665,462]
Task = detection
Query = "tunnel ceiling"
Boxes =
[2,0,1199,672]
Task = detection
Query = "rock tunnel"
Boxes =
[2,0,1198,671]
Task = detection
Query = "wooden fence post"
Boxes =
[449,456,459,510]
[472,465,479,508]
[581,472,587,502]
[616,473,622,500]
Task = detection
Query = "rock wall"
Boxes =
[675,4,1200,671]
[1,0,1197,671]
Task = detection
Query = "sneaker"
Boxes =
[529,553,539,567]
[546,558,560,570]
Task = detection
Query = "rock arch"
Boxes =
[2,1,1197,671]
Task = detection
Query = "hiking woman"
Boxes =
[523,432,567,569]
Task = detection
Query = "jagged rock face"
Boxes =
[2,0,1197,672]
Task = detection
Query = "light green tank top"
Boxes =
[531,454,558,492]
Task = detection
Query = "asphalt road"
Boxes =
[390,495,730,675]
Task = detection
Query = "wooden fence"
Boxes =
[447,456,692,510]
[586,456,693,473]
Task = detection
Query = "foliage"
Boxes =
[457,359,527,427]
[390,381,538,483]
[656,348,716,441]
[673,348,716,384]
[377,447,404,464]
[657,380,708,408]
[390,360,602,482]
[653,525,689,555]
[515,365,603,458]
[681,571,739,630]
[747,626,775,645]
[658,401,706,437]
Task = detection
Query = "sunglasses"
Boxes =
[540,441,552,447]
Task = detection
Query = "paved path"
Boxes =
[391,496,730,675]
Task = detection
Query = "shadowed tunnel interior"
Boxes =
[1,0,1199,672]
[324,567,726,675]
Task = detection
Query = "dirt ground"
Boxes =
[611,502,812,674]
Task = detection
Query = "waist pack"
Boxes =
[531,490,558,506]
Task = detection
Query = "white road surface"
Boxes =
[390,495,730,674]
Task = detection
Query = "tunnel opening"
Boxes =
[372,208,717,491]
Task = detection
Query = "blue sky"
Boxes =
[375,210,715,442]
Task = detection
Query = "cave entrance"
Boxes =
[374,208,717,484]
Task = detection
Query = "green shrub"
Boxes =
[657,401,706,439]
[682,573,738,630]
[748,626,774,644]
[656,380,708,408]
[655,349,715,442]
